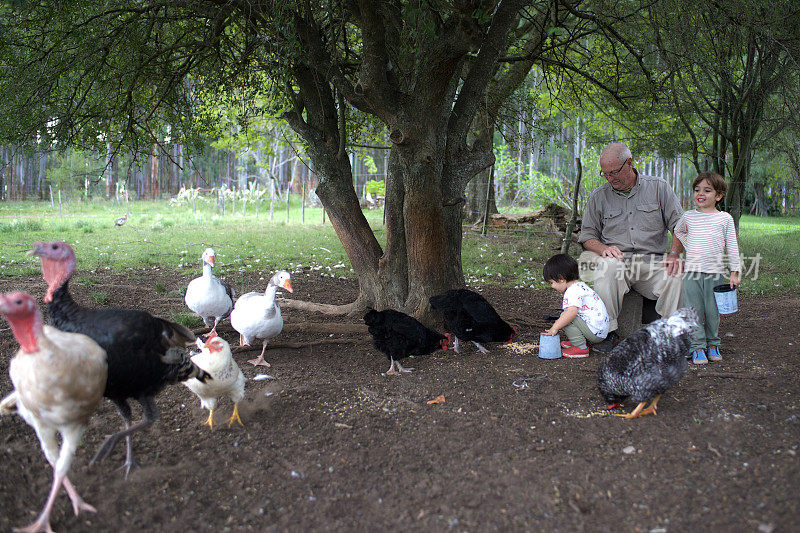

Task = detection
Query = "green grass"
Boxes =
[173,311,204,328]
[460,231,558,288]
[0,199,364,280]
[89,292,109,305]
[0,200,797,296]
[0,219,43,233]
[735,215,800,295]
[74,275,100,286]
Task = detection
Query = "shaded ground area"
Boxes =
[0,270,798,532]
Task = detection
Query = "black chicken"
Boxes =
[363,309,449,375]
[597,307,699,419]
[429,289,517,353]
[30,241,210,476]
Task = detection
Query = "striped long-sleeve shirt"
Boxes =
[673,210,741,275]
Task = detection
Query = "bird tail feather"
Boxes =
[158,318,197,348]
[160,342,212,384]
[160,346,212,383]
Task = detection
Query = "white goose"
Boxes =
[185,248,235,336]
[231,270,293,367]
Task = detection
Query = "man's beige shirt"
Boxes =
[578,173,683,256]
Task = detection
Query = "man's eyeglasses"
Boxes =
[600,161,627,178]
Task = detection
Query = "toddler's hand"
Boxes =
[730,271,740,288]
[543,327,557,336]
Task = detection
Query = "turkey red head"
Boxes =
[442,333,452,351]
[29,241,77,303]
[505,326,519,344]
[0,291,43,353]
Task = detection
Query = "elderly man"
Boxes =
[578,142,684,351]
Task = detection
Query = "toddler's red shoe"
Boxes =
[561,341,589,358]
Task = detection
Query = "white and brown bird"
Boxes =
[29,240,209,477]
[184,248,235,336]
[0,291,107,533]
[230,270,293,367]
[183,333,245,429]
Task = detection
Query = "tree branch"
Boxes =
[448,0,531,148]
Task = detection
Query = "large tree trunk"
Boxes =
[314,169,392,310]
[278,0,535,322]
[306,130,462,321]
[286,108,467,322]
[394,140,461,316]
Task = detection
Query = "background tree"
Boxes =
[648,0,800,227]
[2,1,797,318]
[271,1,560,317]
[0,0,575,320]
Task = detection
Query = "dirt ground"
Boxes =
[0,269,797,532]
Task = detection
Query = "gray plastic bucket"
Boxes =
[713,284,738,314]
[538,333,562,359]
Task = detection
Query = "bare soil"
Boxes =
[1,270,798,532]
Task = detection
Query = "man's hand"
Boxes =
[601,245,624,260]
[665,252,683,276]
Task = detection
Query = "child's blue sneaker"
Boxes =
[691,349,708,365]
[707,346,722,361]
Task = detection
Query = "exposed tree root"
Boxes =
[193,322,368,338]
[232,338,361,353]
[279,298,360,315]
[283,323,367,334]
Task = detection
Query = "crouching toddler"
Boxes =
[543,254,610,358]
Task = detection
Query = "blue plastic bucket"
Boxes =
[539,333,562,359]
[713,284,738,315]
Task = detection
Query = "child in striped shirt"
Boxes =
[674,172,741,364]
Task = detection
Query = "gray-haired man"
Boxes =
[578,142,684,351]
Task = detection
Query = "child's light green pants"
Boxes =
[682,272,724,351]
[562,316,605,348]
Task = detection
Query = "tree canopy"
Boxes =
[1,0,798,316]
